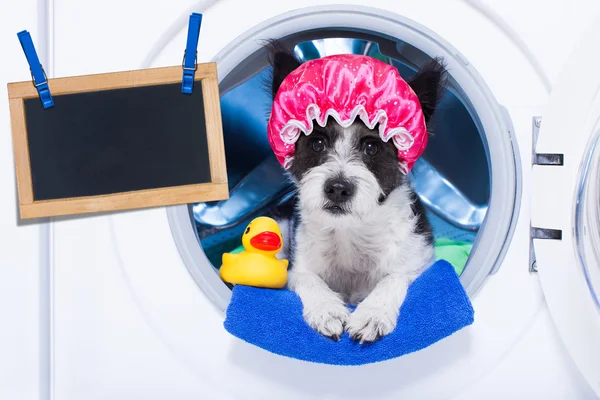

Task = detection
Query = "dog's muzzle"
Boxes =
[323,177,355,214]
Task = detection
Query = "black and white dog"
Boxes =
[266,41,448,343]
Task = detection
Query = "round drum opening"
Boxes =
[167,6,521,312]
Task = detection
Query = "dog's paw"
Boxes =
[346,304,398,343]
[303,301,350,341]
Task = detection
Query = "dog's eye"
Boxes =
[364,142,379,156]
[310,137,326,153]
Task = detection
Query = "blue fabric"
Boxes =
[224,260,474,365]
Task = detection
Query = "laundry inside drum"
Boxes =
[192,36,490,281]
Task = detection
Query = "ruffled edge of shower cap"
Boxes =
[267,53,428,174]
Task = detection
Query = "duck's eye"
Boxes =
[244,227,250,235]
[364,141,379,156]
[310,137,326,153]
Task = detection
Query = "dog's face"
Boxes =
[288,119,403,220]
[266,40,447,222]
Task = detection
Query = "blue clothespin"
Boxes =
[17,30,54,108]
[181,13,203,94]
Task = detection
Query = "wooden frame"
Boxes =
[7,63,228,219]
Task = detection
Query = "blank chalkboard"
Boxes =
[8,64,228,219]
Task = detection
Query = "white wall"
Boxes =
[0,0,45,399]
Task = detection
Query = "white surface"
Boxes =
[0,0,46,399]
[532,15,600,396]
[455,306,598,400]
[1,0,599,399]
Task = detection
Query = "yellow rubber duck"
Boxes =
[219,216,289,288]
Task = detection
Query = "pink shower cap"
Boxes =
[267,54,428,174]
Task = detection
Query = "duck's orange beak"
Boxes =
[250,231,281,251]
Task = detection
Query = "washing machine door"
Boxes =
[532,17,600,397]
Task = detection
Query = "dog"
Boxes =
[265,40,448,343]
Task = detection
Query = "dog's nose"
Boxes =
[324,178,355,203]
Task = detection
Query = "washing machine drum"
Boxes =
[195,37,486,263]
[171,6,521,327]
[171,7,600,395]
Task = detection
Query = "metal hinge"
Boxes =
[532,117,564,166]
[529,117,564,273]
[529,227,562,272]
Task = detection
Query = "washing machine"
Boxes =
[7,0,600,398]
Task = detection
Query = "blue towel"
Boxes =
[224,260,474,365]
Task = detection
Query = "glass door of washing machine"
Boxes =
[532,17,600,397]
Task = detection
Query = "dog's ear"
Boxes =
[406,57,448,123]
[265,39,302,99]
